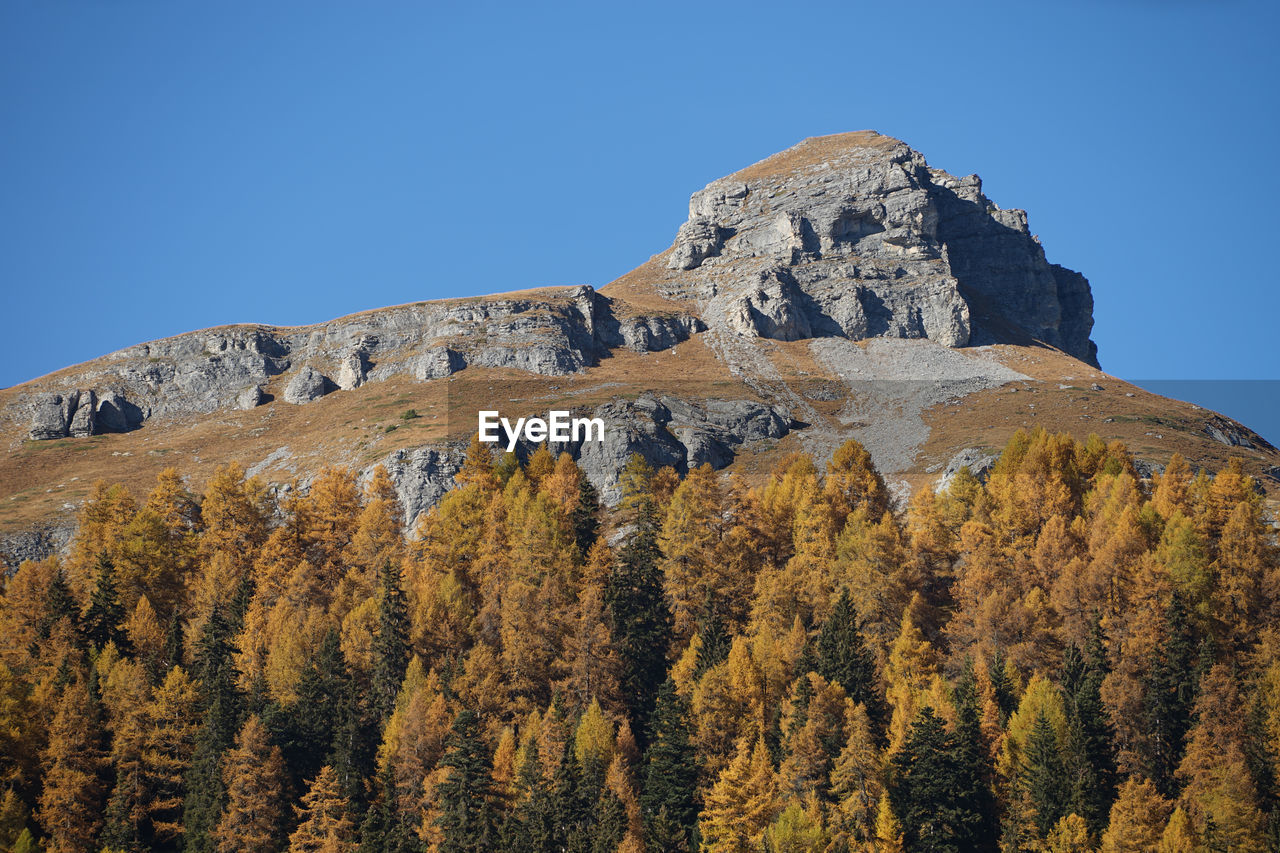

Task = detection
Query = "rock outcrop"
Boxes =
[28,391,101,440]
[934,447,1001,493]
[376,393,793,520]
[8,286,703,439]
[662,132,1096,363]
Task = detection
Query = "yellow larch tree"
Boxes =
[214,715,287,853]
[1099,777,1170,853]
[287,766,354,853]
[37,678,105,853]
[659,463,725,640]
[824,438,890,530]
[829,701,884,844]
[885,604,940,753]
[699,736,779,853]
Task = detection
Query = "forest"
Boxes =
[1,428,1278,853]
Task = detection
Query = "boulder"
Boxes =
[935,447,1000,493]
[68,390,97,437]
[29,392,77,440]
[283,367,333,404]
[237,386,265,410]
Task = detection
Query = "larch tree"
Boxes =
[1175,663,1268,851]
[700,736,778,852]
[288,765,355,853]
[829,702,883,844]
[884,606,940,753]
[659,463,724,640]
[142,666,200,847]
[198,463,268,580]
[1043,813,1091,853]
[1157,806,1198,853]
[99,656,150,851]
[1098,777,1171,853]
[37,677,105,853]
[213,715,287,853]
[824,438,890,529]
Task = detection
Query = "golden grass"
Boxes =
[730,132,900,183]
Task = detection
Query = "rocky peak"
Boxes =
[663,131,1098,365]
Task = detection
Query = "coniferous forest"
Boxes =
[2,429,1279,853]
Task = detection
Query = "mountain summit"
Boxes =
[662,131,1096,365]
[1,132,1274,565]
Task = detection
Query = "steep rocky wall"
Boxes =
[661,134,1098,365]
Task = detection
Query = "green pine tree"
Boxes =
[1142,595,1198,796]
[38,567,80,643]
[816,587,887,735]
[1023,711,1067,837]
[372,560,410,726]
[83,555,128,652]
[953,668,998,851]
[358,763,416,853]
[889,706,989,853]
[572,474,601,560]
[592,788,628,853]
[1060,635,1117,834]
[641,679,699,848]
[605,490,673,740]
[693,597,730,678]
[183,608,242,853]
[283,628,348,790]
[435,710,496,853]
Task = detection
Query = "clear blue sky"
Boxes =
[2,2,1277,421]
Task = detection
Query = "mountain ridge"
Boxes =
[3,131,1277,567]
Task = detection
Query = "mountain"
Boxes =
[2,130,1276,567]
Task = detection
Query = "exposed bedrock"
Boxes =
[664,134,1096,364]
[375,394,792,525]
[14,286,702,438]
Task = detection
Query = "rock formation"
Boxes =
[9,286,703,438]
[663,133,1096,363]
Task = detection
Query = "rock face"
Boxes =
[9,133,1095,446]
[663,132,1096,364]
[8,286,703,438]
[28,391,100,440]
[375,393,793,520]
